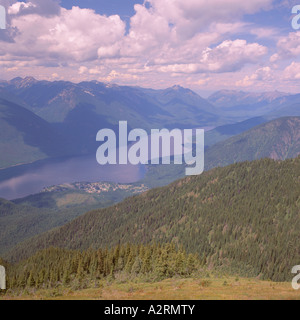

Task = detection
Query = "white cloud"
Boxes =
[236,66,273,87]
[145,0,273,38]
[0,0,278,89]
[250,27,279,39]
[78,66,88,74]
[273,31,300,61]
[8,0,60,17]
[8,2,36,15]
[1,6,125,62]
[158,40,268,74]
[284,61,300,80]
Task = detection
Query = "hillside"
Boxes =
[0,99,68,168]
[205,117,300,170]
[0,182,148,255]
[13,182,148,210]
[2,117,298,253]
[265,103,300,120]
[0,198,57,254]
[204,117,267,147]
[140,117,300,187]
[6,157,300,282]
[3,245,299,300]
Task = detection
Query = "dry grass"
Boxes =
[2,277,300,300]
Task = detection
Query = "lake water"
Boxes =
[0,155,145,200]
[0,127,213,200]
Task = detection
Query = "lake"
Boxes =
[0,127,213,200]
[0,155,145,200]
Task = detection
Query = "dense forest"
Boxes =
[3,244,199,291]
[3,157,300,282]
[0,183,148,256]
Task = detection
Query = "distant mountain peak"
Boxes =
[9,76,38,88]
[169,85,194,93]
[208,89,291,109]
[210,89,289,99]
[164,85,200,98]
[171,85,184,90]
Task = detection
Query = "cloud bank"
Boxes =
[0,0,299,93]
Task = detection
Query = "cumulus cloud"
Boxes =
[0,0,277,89]
[250,27,279,39]
[8,0,60,17]
[236,66,273,87]
[1,6,125,62]
[272,31,300,61]
[284,61,300,80]
[159,40,268,74]
[145,0,273,39]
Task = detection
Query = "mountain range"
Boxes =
[0,78,223,168]
[1,78,300,170]
[208,90,290,108]
[208,89,300,121]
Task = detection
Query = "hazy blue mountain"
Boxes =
[1,78,224,129]
[140,85,221,127]
[1,78,299,171]
[265,103,300,120]
[205,117,300,170]
[208,90,289,108]
[205,116,267,147]
[0,98,69,168]
[0,78,227,158]
[206,88,300,146]
[142,116,300,186]
[208,90,293,121]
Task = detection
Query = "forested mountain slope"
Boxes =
[205,117,300,170]
[6,157,300,282]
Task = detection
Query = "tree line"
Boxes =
[3,243,200,290]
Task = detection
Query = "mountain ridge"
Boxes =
[205,116,300,170]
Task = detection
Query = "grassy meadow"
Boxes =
[1,276,299,301]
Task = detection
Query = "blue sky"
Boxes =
[1,0,300,95]
[61,0,144,18]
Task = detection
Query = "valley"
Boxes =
[1,78,300,173]
[2,1,300,302]
[0,78,300,301]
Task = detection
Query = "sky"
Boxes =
[1,0,300,95]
